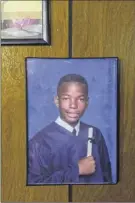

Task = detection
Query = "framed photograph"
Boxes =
[1,0,50,45]
[26,57,118,185]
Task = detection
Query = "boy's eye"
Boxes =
[62,97,69,100]
[79,98,85,102]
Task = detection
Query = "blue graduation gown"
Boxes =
[28,121,112,184]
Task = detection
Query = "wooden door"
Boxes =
[2,0,135,202]
[72,1,135,201]
[2,1,69,202]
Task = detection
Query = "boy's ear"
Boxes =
[86,97,89,107]
[54,96,59,108]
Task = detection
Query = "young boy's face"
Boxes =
[55,82,88,126]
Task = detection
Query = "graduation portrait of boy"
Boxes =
[27,73,113,185]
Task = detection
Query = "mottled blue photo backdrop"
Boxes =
[26,58,118,183]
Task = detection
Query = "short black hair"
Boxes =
[57,74,88,95]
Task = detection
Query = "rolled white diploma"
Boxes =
[87,127,93,157]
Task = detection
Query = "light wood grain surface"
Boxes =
[72,1,135,201]
[1,1,69,202]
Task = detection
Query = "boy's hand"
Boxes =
[78,156,96,175]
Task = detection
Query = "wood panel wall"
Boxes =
[72,1,135,201]
[2,1,69,202]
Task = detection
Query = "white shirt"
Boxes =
[55,116,80,136]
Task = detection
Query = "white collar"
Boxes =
[55,116,80,136]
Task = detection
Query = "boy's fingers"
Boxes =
[87,155,94,160]
[87,155,92,158]
[92,160,96,165]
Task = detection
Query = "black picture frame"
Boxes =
[1,0,50,46]
[25,57,119,186]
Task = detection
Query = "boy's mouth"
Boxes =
[66,112,80,118]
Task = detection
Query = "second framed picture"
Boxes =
[1,0,50,45]
[26,57,118,185]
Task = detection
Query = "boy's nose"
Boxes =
[69,99,78,108]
